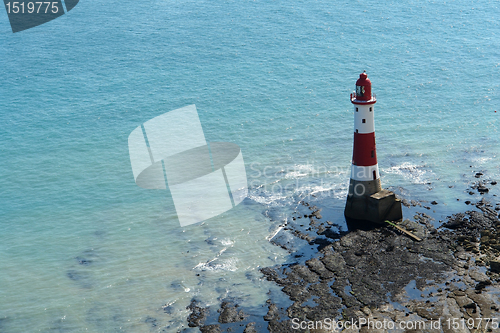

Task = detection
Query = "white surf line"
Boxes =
[192,247,229,270]
[265,193,309,244]
[267,224,286,241]
[217,247,227,256]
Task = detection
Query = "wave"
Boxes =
[247,163,350,206]
[193,257,238,272]
[382,162,435,185]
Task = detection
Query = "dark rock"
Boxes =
[264,302,279,321]
[478,186,489,194]
[410,200,421,207]
[244,322,258,333]
[282,283,309,302]
[317,227,340,241]
[186,300,208,327]
[475,172,483,178]
[463,302,476,310]
[218,301,245,323]
[442,214,465,229]
[260,267,283,284]
[490,260,500,273]
[311,209,322,219]
[321,251,347,274]
[290,264,318,284]
[306,258,334,280]
[431,201,438,205]
[475,280,492,292]
[200,324,221,333]
[491,181,497,185]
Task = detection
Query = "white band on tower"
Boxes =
[354,104,375,134]
[351,165,380,181]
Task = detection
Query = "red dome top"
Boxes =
[355,72,372,101]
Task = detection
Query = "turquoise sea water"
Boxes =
[0,0,499,331]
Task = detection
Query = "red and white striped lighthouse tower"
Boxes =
[349,71,381,195]
[344,72,402,224]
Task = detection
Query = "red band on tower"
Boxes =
[352,132,377,166]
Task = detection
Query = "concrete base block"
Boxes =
[345,188,403,225]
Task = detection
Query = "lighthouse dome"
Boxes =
[355,72,372,101]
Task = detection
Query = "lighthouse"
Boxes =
[344,72,403,225]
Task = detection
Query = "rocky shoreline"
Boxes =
[183,174,500,333]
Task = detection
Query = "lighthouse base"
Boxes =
[344,188,403,225]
